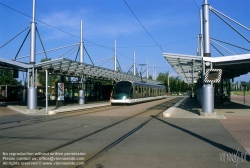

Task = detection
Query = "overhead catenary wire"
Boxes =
[116,37,197,48]
[192,0,200,10]
[123,0,163,52]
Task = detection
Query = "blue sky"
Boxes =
[0,0,249,82]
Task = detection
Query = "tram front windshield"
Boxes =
[113,81,132,98]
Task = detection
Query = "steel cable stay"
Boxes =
[84,46,94,66]
[36,28,48,59]
[16,43,80,60]
[98,57,114,67]
[210,39,236,55]
[116,59,123,72]
[1,2,202,68]
[94,56,114,65]
[210,7,250,31]
[13,29,31,61]
[58,45,78,58]
[119,64,133,72]
[210,43,224,56]
[107,59,113,70]
[74,47,80,62]
[211,38,250,52]
[210,8,250,43]
[0,1,134,63]
[126,65,134,74]
[0,26,30,49]
[65,46,79,59]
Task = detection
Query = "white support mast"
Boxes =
[133,51,136,76]
[114,40,117,71]
[80,20,84,63]
[146,59,148,79]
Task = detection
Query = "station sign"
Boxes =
[204,69,222,83]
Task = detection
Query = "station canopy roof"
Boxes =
[203,53,250,79]
[163,53,202,84]
[163,53,250,84]
[0,57,32,71]
[0,57,160,84]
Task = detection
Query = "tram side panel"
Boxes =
[111,81,166,105]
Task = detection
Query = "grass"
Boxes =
[231,91,250,96]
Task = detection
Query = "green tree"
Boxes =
[157,72,169,92]
[156,72,189,94]
[0,69,18,85]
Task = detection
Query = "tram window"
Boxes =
[141,86,144,98]
[113,81,132,96]
[139,86,142,97]
[135,86,138,97]
[138,87,140,97]
[143,87,145,97]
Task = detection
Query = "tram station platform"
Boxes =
[163,96,250,155]
[165,96,250,119]
[1,100,111,115]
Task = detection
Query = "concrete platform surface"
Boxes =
[164,96,250,155]
[1,100,111,115]
[0,97,249,168]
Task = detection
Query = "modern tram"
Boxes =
[111,81,166,105]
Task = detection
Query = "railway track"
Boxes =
[2,97,183,168]
[0,105,120,130]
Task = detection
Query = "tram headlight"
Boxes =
[122,96,127,100]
